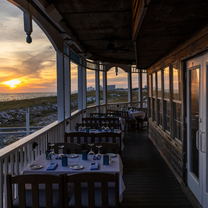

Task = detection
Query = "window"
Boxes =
[71,61,78,112]
[107,67,128,104]
[142,71,147,108]
[87,69,96,107]
[157,71,162,126]
[148,75,152,118]
[173,63,182,142]
[132,73,139,102]
[100,69,103,104]
[152,73,156,121]
[164,67,170,132]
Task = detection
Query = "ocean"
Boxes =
[0,92,57,102]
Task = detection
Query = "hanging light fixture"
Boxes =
[115,67,118,76]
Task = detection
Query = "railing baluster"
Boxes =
[4,157,8,208]
[20,148,23,172]
[10,153,14,200]
[0,160,3,208]
[24,146,27,169]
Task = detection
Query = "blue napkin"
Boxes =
[46,162,58,170]
[90,162,99,170]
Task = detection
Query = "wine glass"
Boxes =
[105,121,109,131]
[58,145,65,158]
[48,143,55,160]
[88,144,95,155]
[96,145,102,157]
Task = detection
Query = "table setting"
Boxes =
[22,151,125,202]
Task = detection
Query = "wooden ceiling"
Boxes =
[46,0,208,68]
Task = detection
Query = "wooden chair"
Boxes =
[82,117,99,125]
[48,142,83,154]
[104,123,121,130]
[117,110,136,131]
[93,142,120,154]
[76,122,99,129]
[65,132,94,144]
[136,108,149,130]
[100,117,119,124]
[7,174,63,208]
[94,132,122,153]
[89,113,105,117]
[63,172,119,208]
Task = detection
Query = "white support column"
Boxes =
[57,51,65,122]
[139,69,143,108]
[78,58,83,111]
[103,66,107,113]
[95,63,100,107]
[138,72,141,105]
[128,69,132,106]
[64,51,70,119]
[83,61,87,110]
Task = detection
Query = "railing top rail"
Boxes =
[0,126,43,131]
[0,121,59,160]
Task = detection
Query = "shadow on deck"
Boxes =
[120,130,193,208]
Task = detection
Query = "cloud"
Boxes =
[0,1,57,93]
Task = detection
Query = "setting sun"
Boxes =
[3,79,21,88]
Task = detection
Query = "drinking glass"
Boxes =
[48,143,55,160]
[105,121,109,130]
[58,145,65,158]
[96,145,102,157]
[88,144,95,155]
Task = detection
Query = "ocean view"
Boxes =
[0,92,57,102]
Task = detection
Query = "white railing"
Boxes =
[0,121,65,208]
[0,101,144,207]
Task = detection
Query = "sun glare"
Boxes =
[3,79,21,88]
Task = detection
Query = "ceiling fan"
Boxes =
[106,41,129,53]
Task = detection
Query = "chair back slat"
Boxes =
[101,181,108,207]
[18,183,26,208]
[32,183,39,208]
[46,183,53,208]
[74,182,82,208]
[88,182,95,208]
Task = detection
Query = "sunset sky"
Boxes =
[0,1,144,94]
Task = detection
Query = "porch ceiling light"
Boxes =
[115,67,118,76]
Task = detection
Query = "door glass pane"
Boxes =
[173,63,181,100]
[158,99,162,126]
[149,75,151,97]
[190,68,199,178]
[153,73,156,96]
[157,71,162,97]
[164,67,170,99]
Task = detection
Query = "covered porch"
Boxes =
[2,0,208,207]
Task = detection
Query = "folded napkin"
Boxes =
[46,162,58,170]
[90,162,99,170]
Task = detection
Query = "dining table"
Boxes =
[130,110,146,119]
[22,153,125,202]
[70,129,125,151]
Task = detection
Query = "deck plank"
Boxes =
[120,130,193,208]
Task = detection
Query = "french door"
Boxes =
[187,54,208,207]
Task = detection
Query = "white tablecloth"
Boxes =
[70,129,124,151]
[22,154,125,202]
[131,111,146,119]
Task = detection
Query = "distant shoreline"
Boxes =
[0,92,57,102]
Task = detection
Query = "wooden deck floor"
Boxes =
[120,130,193,208]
